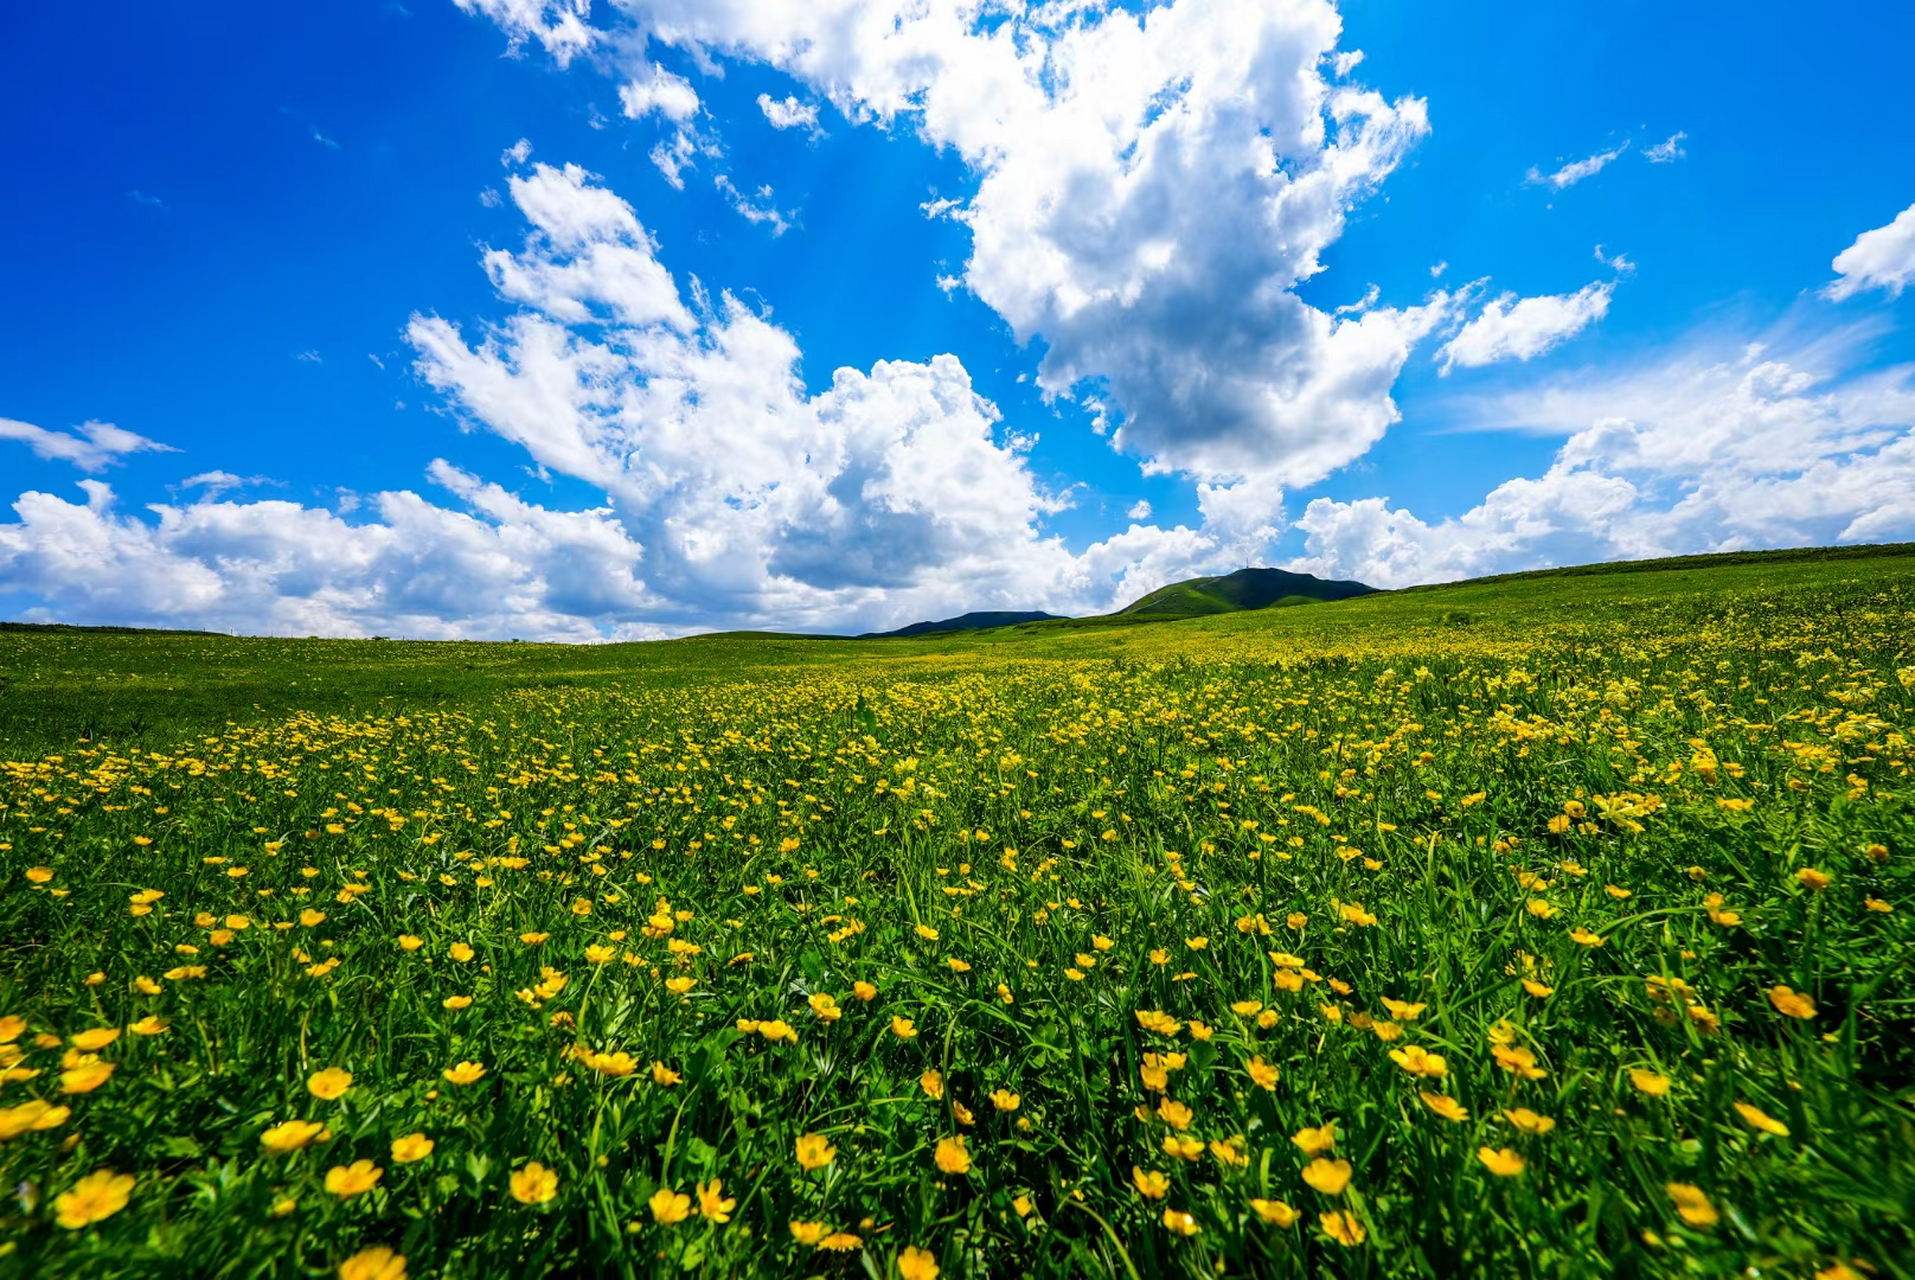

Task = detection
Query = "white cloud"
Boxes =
[619,65,701,122]
[713,174,792,235]
[648,131,696,188]
[0,472,670,642]
[1436,281,1614,373]
[1643,131,1686,163]
[757,93,819,132]
[0,419,176,472]
[180,471,281,500]
[452,0,595,65]
[1127,499,1152,520]
[1593,244,1634,274]
[1826,202,1915,301]
[465,0,1441,495]
[0,158,1240,641]
[405,161,1225,628]
[1526,142,1628,189]
[1335,284,1381,316]
[1290,329,1915,586]
[479,161,697,329]
[502,137,533,166]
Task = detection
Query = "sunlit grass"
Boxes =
[2,555,1911,1277]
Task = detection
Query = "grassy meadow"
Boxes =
[2,550,1912,1278]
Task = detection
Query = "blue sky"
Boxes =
[4,0,1913,639]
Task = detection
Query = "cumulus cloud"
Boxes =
[480,161,697,329]
[1826,202,1915,301]
[407,161,1224,629]
[0,470,669,642]
[1289,330,1915,586]
[0,418,176,472]
[757,93,819,132]
[3,161,1234,639]
[1526,142,1628,189]
[451,0,595,65]
[464,0,1443,495]
[1436,280,1614,373]
[619,64,700,122]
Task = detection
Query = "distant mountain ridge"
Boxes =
[859,610,1065,639]
[859,568,1374,639]
[1116,567,1377,618]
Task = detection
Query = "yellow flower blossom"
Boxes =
[338,1247,407,1280]
[1477,1146,1524,1177]
[1769,985,1817,1019]
[1503,1108,1555,1135]
[1734,1101,1789,1137]
[934,1135,971,1174]
[391,1133,434,1163]
[1302,1158,1352,1195]
[649,1186,692,1225]
[308,1067,353,1100]
[796,1133,836,1171]
[1291,1122,1337,1156]
[510,1162,558,1205]
[1665,1182,1718,1227]
[1389,1045,1447,1078]
[1251,1198,1299,1226]
[261,1119,330,1153]
[897,1246,940,1280]
[1630,1069,1671,1097]
[54,1169,135,1229]
[324,1160,383,1198]
[697,1179,736,1223]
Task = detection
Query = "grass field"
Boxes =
[2,551,1912,1278]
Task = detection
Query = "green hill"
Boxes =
[1115,566,1377,619]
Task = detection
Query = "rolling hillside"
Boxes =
[1115,566,1377,619]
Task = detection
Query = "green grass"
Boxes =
[1,549,1912,1278]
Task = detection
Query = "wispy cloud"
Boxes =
[1526,142,1630,190]
[296,350,323,364]
[0,418,176,472]
[1643,131,1687,163]
[310,124,340,150]
[179,470,283,500]
[126,190,166,210]
[714,174,793,236]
